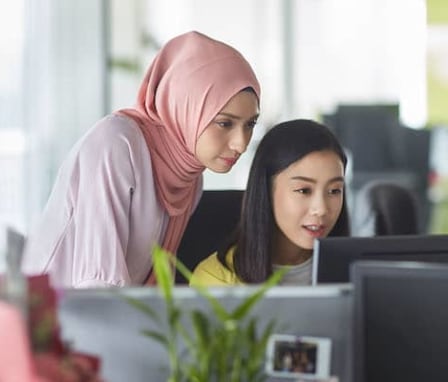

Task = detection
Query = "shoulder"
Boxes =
[53,114,153,192]
[80,114,145,151]
[190,248,241,286]
[71,114,151,173]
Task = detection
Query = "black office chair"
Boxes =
[352,180,419,236]
[175,190,244,284]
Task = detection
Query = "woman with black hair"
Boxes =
[191,119,350,285]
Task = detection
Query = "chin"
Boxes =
[294,239,314,251]
[208,166,231,174]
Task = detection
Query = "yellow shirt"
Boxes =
[191,247,313,286]
[190,247,243,286]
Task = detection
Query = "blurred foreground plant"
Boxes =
[125,245,284,382]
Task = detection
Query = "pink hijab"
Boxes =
[116,31,260,283]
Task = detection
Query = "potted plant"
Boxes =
[125,246,284,382]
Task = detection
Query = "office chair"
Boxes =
[352,181,419,236]
[175,190,244,284]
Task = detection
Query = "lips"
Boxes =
[220,157,238,167]
[303,224,326,238]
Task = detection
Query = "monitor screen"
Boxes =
[312,234,448,284]
[351,260,448,382]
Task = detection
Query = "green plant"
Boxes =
[124,245,285,382]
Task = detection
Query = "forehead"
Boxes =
[275,150,345,182]
[218,90,259,115]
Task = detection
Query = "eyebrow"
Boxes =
[217,112,260,120]
[290,176,345,183]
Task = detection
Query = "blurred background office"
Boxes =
[0,0,447,238]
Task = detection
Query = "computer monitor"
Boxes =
[351,260,448,382]
[312,234,448,284]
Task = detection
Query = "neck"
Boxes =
[271,232,313,266]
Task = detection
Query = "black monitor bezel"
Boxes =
[351,260,448,382]
[312,234,448,284]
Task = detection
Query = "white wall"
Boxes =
[22,0,106,229]
[109,0,427,189]
[0,0,429,229]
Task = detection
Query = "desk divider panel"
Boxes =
[58,285,353,382]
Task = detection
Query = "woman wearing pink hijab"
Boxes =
[22,31,260,288]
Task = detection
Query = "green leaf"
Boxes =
[231,268,285,320]
[190,310,211,349]
[173,256,194,283]
[175,257,231,322]
[140,329,168,347]
[168,306,182,328]
[152,245,174,302]
[122,245,282,382]
[121,295,160,323]
[247,319,276,379]
[189,285,230,322]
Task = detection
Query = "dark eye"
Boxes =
[329,188,343,195]
[215,120,233,128]
[295,188,311,195]
[246,119,258,129]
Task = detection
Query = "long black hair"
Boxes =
[217,119,350,283]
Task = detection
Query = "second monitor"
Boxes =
[312,234,448,284]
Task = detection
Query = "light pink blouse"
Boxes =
[22,114,201,288]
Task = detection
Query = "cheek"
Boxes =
[244,129,254,145]
[272,191,302,225]
[208,129,228,148]
[329,197,344,220]
[196,128,223,156]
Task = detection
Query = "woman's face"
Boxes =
[271,150,345,252]
[195,90,259,173]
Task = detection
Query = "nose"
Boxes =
[229,126,252,154]
[310,194,328,217]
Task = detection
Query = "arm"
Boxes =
[23,116,163,288]
[68,123,137,287]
